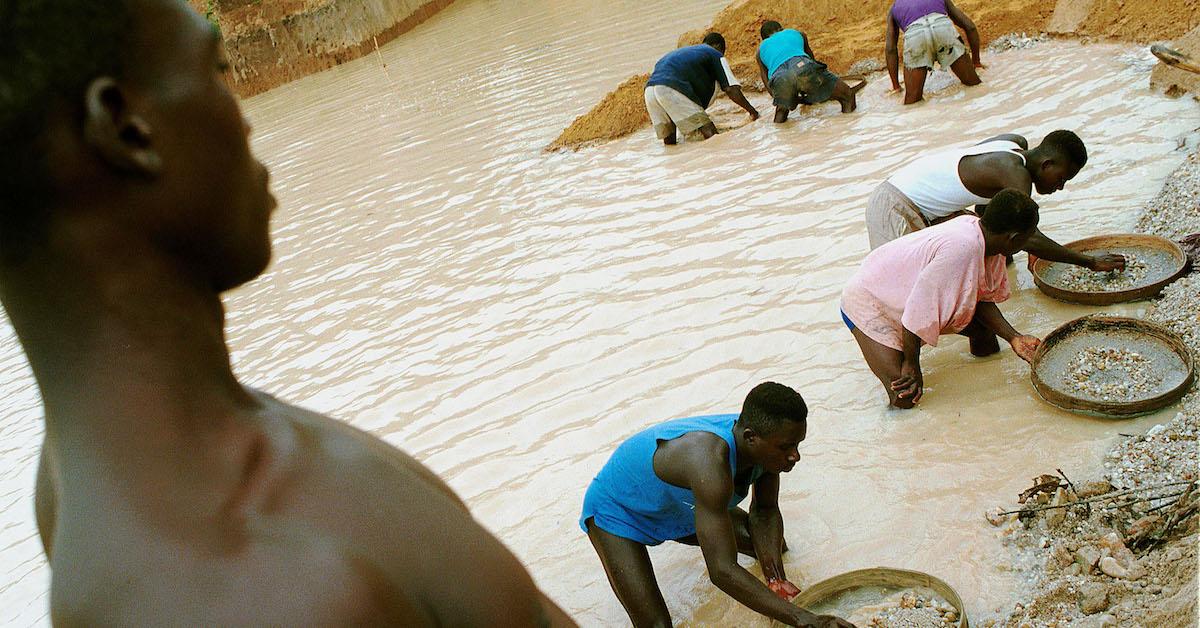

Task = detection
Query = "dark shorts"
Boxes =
[768,56,839,109]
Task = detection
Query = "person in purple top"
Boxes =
[644,32,759,145]
[885,0,983,104]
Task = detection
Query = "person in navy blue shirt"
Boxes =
[644,32,759,144]
[580,382,854,627]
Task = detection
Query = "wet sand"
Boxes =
[0,1,1198,626]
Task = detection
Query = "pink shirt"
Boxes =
[841,216,1010,351]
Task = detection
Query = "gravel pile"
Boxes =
[986,148,1200,627]
[1137,151,1200,241]
[988,33,1050,53]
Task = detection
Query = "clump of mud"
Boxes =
[550,0,1199,150]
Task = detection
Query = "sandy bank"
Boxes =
[191,0,455,97]
[549,0,1200,150]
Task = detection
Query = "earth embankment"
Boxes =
[190,0,456,97]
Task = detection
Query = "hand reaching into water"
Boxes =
[802,615,857,628]
[890,360,923,404]
[1088,253,1126,272]
[1010,335,1042,362]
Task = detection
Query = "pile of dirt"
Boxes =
[546,74,651,151]
[984,151,1200,628]
[550,0,1199,150]
[1048,0,1199,42]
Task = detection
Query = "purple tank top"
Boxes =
[891,0,948,31]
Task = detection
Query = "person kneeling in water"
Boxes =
[756,20,865,121]
[581,382,854,627]
[841,189,1043,408]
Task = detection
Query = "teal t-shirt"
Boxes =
[758,29,808,77]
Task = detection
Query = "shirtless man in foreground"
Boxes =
[0,0,572,624]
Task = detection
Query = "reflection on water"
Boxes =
[1,0,1197,625]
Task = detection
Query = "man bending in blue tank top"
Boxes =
[580,383,854,627]
[756,21,866,123]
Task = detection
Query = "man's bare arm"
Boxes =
[757,53,770,92]
[974,301,1041,362]
[725,85,760,119]
[1024,230,1124,270]
[690,453,816,626]
[885,15,901,91]
[749,473,787,582]
[892,328,924,404]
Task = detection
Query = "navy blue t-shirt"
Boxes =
[646,44,731,108]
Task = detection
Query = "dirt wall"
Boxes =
[549,0,1200,151]
[194,0,456,97]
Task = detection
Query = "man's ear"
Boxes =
[741,426,758,444]
[82,77,162,178]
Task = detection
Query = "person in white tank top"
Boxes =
[864,129,1127,274]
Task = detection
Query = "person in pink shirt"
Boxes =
[841,189,1043,408]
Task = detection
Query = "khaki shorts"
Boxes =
[865,182,930,250]
[902,13,967,70]
[644,85,712,140]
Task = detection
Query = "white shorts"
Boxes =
[643,85,712,140]
[903,13,967,70]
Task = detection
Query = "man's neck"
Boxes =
[732,425,754,471]
[0,217,256,442]
[980,223,1004,257]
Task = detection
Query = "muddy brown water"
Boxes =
[1,1,1198,625]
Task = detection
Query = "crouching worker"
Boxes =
[644,32,759,144]
[580,383,855,627]
[841,190,1043,408]
[756,20,866,121]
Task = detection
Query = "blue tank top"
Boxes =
[579,414,765,545]
[758,29,808,77]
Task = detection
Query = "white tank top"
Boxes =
[887,140,1026,219]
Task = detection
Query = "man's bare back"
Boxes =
[38,394,558,625]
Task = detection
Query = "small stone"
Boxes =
[1079,581,1110,614]
[1165,548,1183,562]
[1077,546,1101,571]
[1100,556,1132,579]
[1052,544,1074,567]
[1077,480,1115,498]
[1045,505,1067,528]
[1076,614,1118,628]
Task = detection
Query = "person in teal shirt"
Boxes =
[756,20,865,122]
